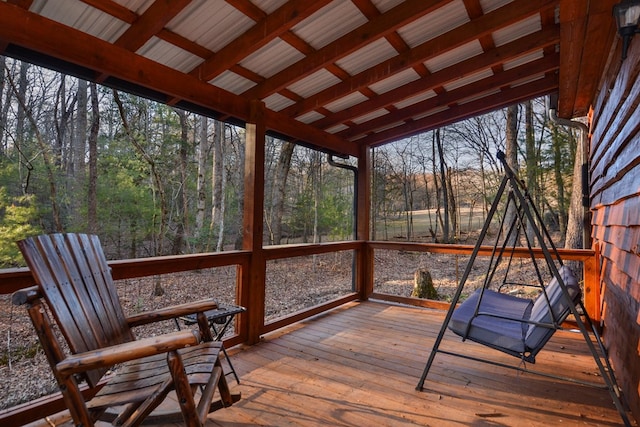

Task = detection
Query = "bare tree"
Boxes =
[195,116,208,235]
[87,82,99,233]
[504,104,519,244]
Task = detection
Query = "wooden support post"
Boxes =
[356,144,372,300]
[583,243,602,322]
[242,100,266,345]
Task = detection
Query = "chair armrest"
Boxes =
[126,298,219,327]
[56,329,201,376]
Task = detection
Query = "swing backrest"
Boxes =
[524,265,581,351]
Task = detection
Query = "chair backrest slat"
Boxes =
[18,233,135,387]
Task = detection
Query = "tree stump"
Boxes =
[412,268,438,299]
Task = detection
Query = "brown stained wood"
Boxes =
[191,0,332,82]
[15,234,237,426]
[0,3,250,118]
[307,27,560,129]
[339,54,560,140]
[362,75,558,146]
[242,0,449,100]
[285,8,560,121]
[19,301,626,426]
[114,0,191,52]
[244,101,267,345]
[213,301,624,426]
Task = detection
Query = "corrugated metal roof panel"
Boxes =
[112,0,153,14]
[369,69,421,95]
[31,0,129,42]
[240,38,305,79]
[414,105,449,120]
[503,50,544,70]
[264,93,296,112]
[443,68,494,91]
[291,1,367,50]
[393,90,437,109]
[251,0,289,14]
[510,73,545,88]
[492,14,541,47]
[335,38,398,75]
[367,120,406,135]
[297,111,326,124]
[137,37,203,72]
[351,108,389,124]
[210,71,256,95]
[424,40,483,73]
[397,0,469,48]
[325,123,350,134]
[459,88,501,104]
[479,0,513,13]
[287,69,342,98]
[324,92,369,113]
[167,0,255,51]
[370,0,405,14]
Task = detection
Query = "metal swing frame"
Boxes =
[415,151,631,427]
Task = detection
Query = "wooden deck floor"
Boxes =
[32,301,628,426]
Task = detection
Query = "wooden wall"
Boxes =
[589,38,640,423]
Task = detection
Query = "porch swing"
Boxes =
[416,151,632,427]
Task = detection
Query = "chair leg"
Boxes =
[118,377,173,427]
[168,351,203,427]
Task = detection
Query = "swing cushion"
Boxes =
[449,266,581,355]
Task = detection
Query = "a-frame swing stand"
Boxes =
[416,151,632,427]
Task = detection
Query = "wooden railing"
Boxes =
[0,240,600,426]
[367,241,601,322]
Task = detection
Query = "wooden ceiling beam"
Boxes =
[340,53,559,141]
[0,2,355,156]
[281,0,558,119]
[242,0,450,100]
[114,0,191,52]
[312,27,559,130]
[80,0,137,24]
[190,0,331,82]
[361,74,558,147]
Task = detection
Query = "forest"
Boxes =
[0,56,581,268]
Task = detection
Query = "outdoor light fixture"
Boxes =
[613,0,640,60]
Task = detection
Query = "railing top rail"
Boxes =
[368,241,595,261]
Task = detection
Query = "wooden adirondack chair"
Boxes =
[12,233,238,427]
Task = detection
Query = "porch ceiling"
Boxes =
[0,0,618,156]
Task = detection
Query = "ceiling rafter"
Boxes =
[282,0,556,119]
[80,0,137,24]
[0,0,616,152]
[114,0,191,52]
[312,27,560,130]
[339,53,559,141]
[190,0,331,82]
[0,1,356,156]
[243,0,451,100]
[362,74,558,146]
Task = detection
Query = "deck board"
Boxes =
[28,301,628,426]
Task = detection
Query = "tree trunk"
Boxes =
[87,83,99,233]
[195,116,208,235]
[210,120,224,249]
[435,129,450,242]
[551,124,567,236]
[504,104,519,245]
[272,141,295,245]
[412,268,438,299]
[565,129,583,250]
[172,109,189,255]
[524,100,537,245]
